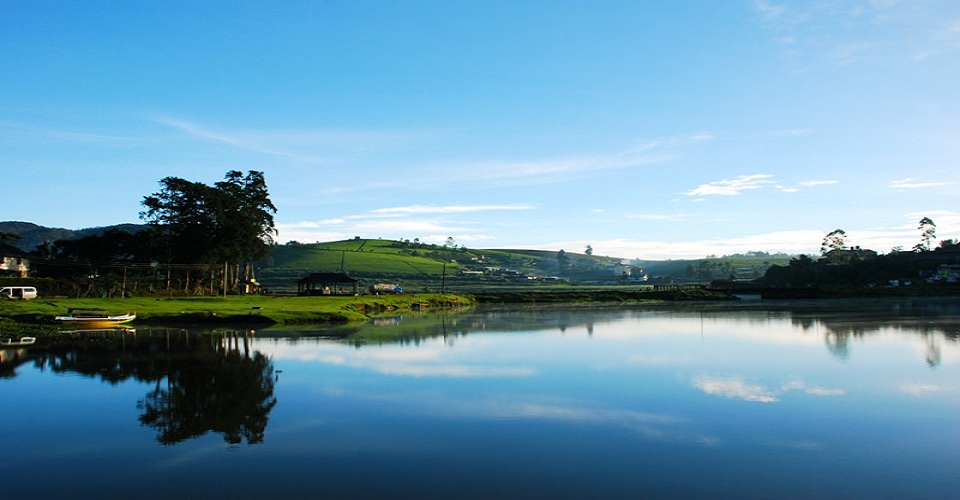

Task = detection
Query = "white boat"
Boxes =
[55,308,136,327]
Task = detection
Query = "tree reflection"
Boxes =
[138,331,277,445]
[812,302,960,365]
[22,329,276,445]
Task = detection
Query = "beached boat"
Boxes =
[1,336,36,347]
[55,308,136,327]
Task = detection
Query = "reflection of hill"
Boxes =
[286,300,960,367]
[7,329,276,445]
[331,308,630,347]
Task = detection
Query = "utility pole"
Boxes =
[441,262,447,294]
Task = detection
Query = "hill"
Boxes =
[0,221,146,252]
[256,239,792,293]
[2,222,793,293]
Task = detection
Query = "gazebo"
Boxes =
[296,272,359,296]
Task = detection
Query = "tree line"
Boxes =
[25,170,276,297]
[761,217,960,291]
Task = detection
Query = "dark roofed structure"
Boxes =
[296,272,359,296]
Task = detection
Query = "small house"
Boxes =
[297,272,359,296]
[0,241,29,277]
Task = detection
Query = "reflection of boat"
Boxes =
[55,308,136,327]
[1,336,36,347]
[61,327,136,335]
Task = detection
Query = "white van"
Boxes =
[0,286,38,300]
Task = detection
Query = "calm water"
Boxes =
[2,299,959,499]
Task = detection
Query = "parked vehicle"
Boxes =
[0,286,37,300]
[371,283,403,294]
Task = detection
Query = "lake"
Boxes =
[2,298,958,498]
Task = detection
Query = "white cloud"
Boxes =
[369,204,535,216]
[281,219,346,228]
[551,230,824,260]
[891,178,957,189]
[685,174,775,196]
[799,179,839,187]
[625,213,689,221]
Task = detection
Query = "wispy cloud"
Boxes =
[798,179,839,187]
[276,204,530,244]
[418,132,713,188]
[155,116,428,163]
[753,0,960,66]
[0,120,146,146]
[369,204,535,216]
[685,175,838,197]
[891,178,957,189]
[685,174,775,196]
[626,213,689,221]
[534,230,825,260]
[777,179,840,192]
[753,0,786,21]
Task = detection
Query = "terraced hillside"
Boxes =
[257,239,602,293]
[254,239,790,294]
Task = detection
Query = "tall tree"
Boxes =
[556,249,569,274]
[820,229,847,256]
[212,170,277,262]
[915,217,936,252]
[141,177,219,264]
[140,170,276,290]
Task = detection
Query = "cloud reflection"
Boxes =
[900,383,945,396]
[694,376,845,403]
[374,365,535,378]
[260,339,535,379]
[435,397,718,446]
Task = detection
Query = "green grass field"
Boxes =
[0,293,471,330]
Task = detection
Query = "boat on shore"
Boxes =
[55,308,136,327]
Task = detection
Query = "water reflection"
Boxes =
[138,331,276,445]
[1,328,276,445]
[1,299,959,498]
[308,301,960,368]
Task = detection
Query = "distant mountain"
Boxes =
[0,221,147,252]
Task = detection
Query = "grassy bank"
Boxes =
[0,293,471,328]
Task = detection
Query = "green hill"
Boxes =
[2,221,794,294]
[255,239,792,293]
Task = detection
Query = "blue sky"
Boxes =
[2,1,958,259]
